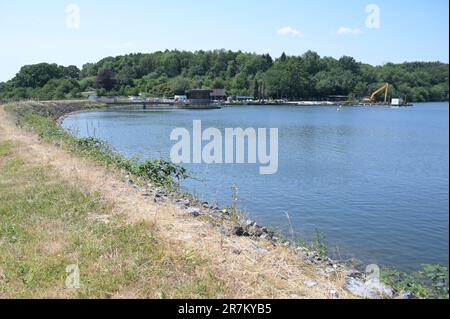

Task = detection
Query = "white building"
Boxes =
[391,98,404,106]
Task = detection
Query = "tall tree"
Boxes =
[253,78,259,100]
[95,69,117,91]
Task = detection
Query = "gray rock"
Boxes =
[304,280,318,288]
[346,277,394,299]
[219,226,232,237]
[260,233,269,240]
[232,225,249,237]
[186,207,201,217]
[208,213,223,219]
[395,291,415,299]
[306,251,316,258]
[325,267,336,274]
[255,247,268,254]
[245,220,256,227]
[247,226,264,237]
[155,188,167,196]
[177,198,190,206]
[329,289,339,299]
[319,283,332,290]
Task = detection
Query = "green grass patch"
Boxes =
[0,140,13,156]
[0,139,226,299]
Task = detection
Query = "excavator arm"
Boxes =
[368,83,389,103]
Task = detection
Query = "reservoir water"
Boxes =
[62,103,449,271]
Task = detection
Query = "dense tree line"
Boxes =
[0,50,448,102]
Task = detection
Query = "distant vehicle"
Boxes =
[230,96,255,102]
[128,96,143,102]
[174,95,188,103]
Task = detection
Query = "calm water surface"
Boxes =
[63,103,449,271]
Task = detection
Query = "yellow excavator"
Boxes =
[363,83,390,104]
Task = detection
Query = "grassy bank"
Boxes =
[0,137,226,298]
[1,102,225,298]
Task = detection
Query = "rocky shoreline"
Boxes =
[125,174,406,299]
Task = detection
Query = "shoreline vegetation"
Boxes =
[0,100,448,299]
[0,50,448,103]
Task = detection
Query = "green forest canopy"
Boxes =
[0,50,448,102]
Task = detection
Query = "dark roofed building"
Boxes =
[186,89,213,105]
[211,88,227,101]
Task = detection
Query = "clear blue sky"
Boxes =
[0,0,448,81]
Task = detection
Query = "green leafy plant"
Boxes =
[421,264,449,298]
[310,229,328,259]
[130,159,191,189]
[381,264,449,299]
